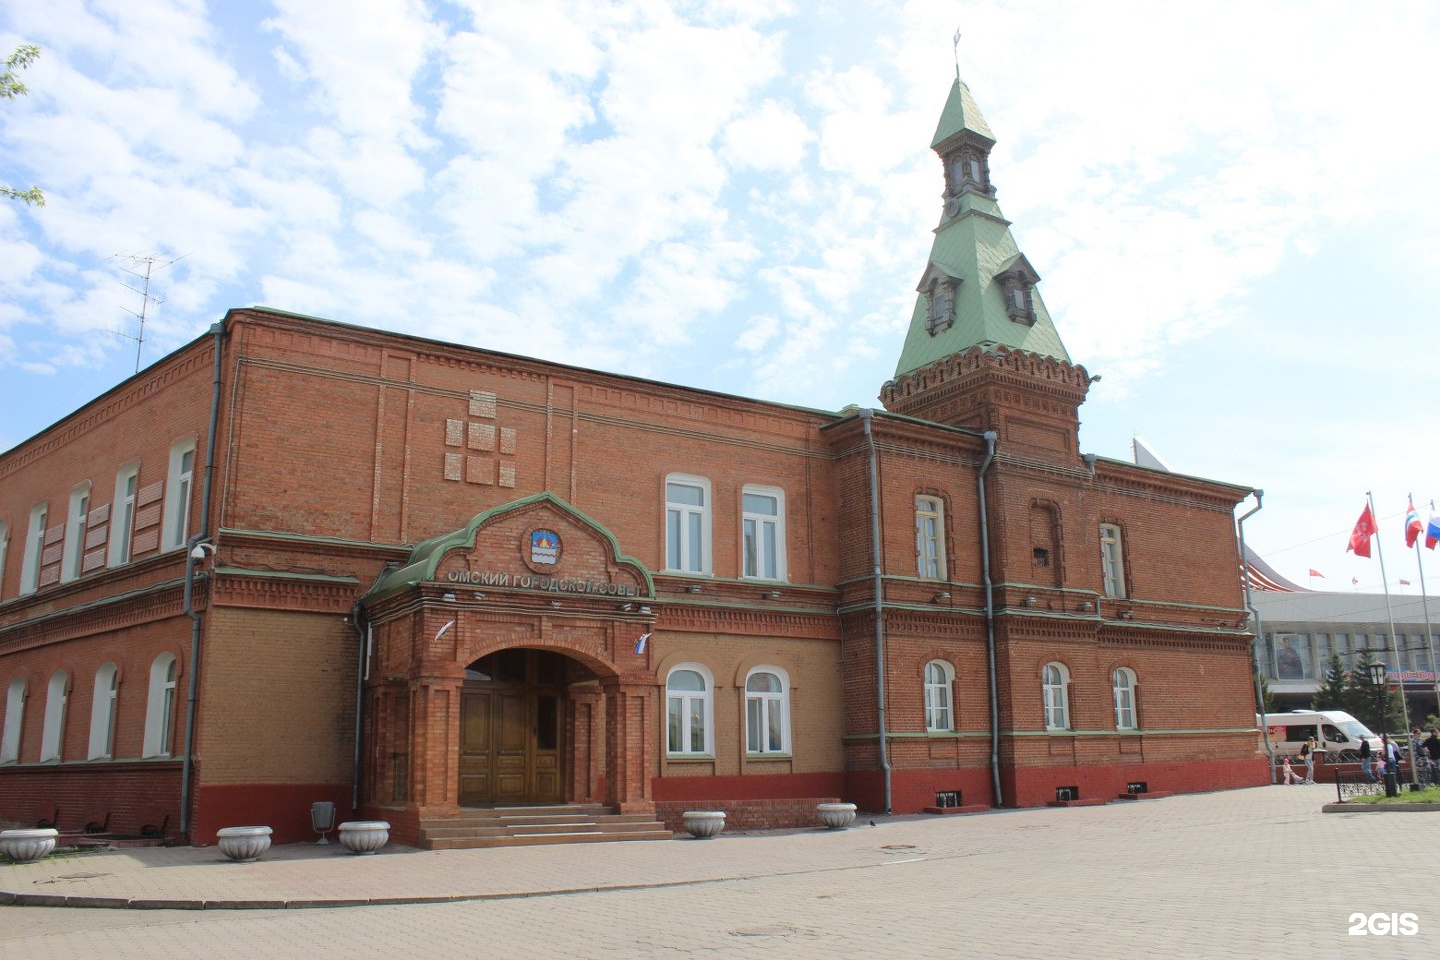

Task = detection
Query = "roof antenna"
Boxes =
[953,28,962,81]
[110,252,186,373]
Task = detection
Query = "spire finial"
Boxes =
[952,28,962,81]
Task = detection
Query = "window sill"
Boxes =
[665,753,716,762]
[745,752,792,760]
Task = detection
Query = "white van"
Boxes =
[1257,710,1382,761]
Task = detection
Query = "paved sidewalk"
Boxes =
[0,781,1394,912]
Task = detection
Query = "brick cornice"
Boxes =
[0,580,189,653]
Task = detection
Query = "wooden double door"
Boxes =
[459,649,566,805]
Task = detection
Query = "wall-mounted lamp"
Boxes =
[764,590,782,601]
[618,602,635,612]
[472,592,485,601]
[638,605,651,615]
[442,592,457,602]
[1119,609,1133,620]
[1078,600,1094,612]
[686,584,703,593]
[549,600,563,609]
[1023,596,1037,607]
[931,591,951,603]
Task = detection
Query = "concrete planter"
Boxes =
[337,820,391,854]
[816,802,857,830]
[0,828,59,863]
[216,826,272,862]
[682,811,726,839]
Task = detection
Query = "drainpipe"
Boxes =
[351,604,368,812]
[180,321,226,841]
[977,431,1002,807]
[1236,490,1275,781]
[859,409,891,813]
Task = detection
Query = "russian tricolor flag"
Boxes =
[1427,511,1440,550]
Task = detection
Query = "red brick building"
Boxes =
[0,78,1266,846]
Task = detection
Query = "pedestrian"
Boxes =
[1281,756,1297,785]
[1381,733,1401,797]
[1359,735,1375,783]
[1425,730,1440,785]
[1301,736,1317,784]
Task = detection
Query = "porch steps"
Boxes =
[419,804,673,849]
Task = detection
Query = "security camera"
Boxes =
[190,542,216,561]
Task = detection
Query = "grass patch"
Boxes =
[1347,786,1440,805]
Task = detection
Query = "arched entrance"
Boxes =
[459,647,600,806]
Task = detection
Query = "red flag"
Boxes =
[1308,568,1324,578]
[1347,504,1377,557]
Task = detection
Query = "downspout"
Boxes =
[1236,490,1274,781]
[180,321,226,841]
[977,431,1002,807]
[351,604,368,812]
[859,409,891,813]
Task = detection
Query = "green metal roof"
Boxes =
[897,81,1070,378]
[362,492,655,603]
[931,77,995,148]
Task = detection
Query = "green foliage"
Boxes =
[2,44,44,207]
[1307,651,1405,734]
[1310,653,1348,712]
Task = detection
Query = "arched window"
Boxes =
[109,464,140,567]
[1113,668,1137,730]
[143,654,178,757]
[1,677,27,763]
[924,660,955,732]
[745,666,790,755]
[40,670,68,762]
[1042,662,1070,731]
[88,663,119,759]
[666,664,713,756]
[0,520,8,601]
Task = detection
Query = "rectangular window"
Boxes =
[742,486,785,580]
[916,496,946,579]
[1099,523,1126,598]
[110,466,139,567]
[62,485,90,583]
[664,476,710,574]
[20,504,47,596]
[163,442,196,551]
[0,521,8,602]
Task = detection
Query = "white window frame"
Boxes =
[1100,523,1126,598]
[109,464,139,567]
[0,520,9,602]
[1043,661,1071,731]
[924,660,955,732]
[1113,667,1137,731]
[20,502,47,596]
[88,663,119,760]
[162,440,197,551]
[745,665,791,755]
[665,663,714,756]
[62,481,91,583]
[40,670,67,762]
[1,677,26,763]
[143,653,178,758]
[741,485,786,581]
[916,495,946,580]
[664,474,711,575]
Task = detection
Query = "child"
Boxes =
[1282,756,1297,785]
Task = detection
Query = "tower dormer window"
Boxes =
[926,278,954,335]
[994,254,1041,327]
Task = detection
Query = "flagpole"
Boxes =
[1369,491,1417,785]
[1417,495,1438,731]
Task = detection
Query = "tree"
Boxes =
[1348,652,1405,735]
[1310,653,1348,712]
[2,44,43,207]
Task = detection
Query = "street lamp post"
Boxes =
[1370,661,1398,798]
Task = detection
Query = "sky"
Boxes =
[2,0,1439,594]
